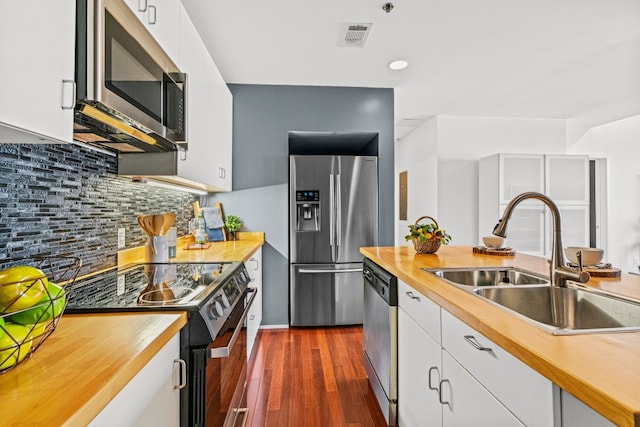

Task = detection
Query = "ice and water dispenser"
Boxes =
[295,190,320,231]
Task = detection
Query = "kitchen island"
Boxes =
[0,234,265,426]
[361,245,640,427]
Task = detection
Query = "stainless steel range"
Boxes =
[66,262,256,427]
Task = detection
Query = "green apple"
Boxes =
[0,323,32,370]
[9,281,65,325]
[0,266,47,313]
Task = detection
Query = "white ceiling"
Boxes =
[181,0,640,139]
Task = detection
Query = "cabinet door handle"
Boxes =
[147,4,157,25]
[464,335,492,352]
[428,366,440,391]
[61,79,76,110]
[174,358,187,389]
[406,291,421,301]
[438,379,452,408]
[251,258,259,271]
[138,0,148,12]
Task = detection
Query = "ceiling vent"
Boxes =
[339,23,373,48]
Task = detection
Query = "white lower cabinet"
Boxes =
[441,310,556,427]
[398,309,442,427]
[441,350,523,426]
[246,247,263,358]
[89,332,184,427]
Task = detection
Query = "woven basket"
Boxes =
[411,216,442,254]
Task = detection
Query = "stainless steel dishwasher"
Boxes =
[363,257,398,426]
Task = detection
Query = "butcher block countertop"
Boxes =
[0,312,187,427]
[117,231,265,267]
[361,245,640,427]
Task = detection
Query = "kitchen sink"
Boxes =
[425,267,550,288]
[474,285,640,335]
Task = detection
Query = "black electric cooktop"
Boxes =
[65,262,239,312]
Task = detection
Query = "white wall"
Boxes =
[568,115,640,271]
[436,116,566,245]
[394,117,438,246]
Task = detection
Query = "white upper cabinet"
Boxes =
[124,0,180,64]
[177,4,233,192]
[499,154,545,204]
[545,154,590,204]
[479,153,590,256]
[0,0,76,143]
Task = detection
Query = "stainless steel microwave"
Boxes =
[74,0,187,153]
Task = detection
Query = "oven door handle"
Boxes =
[209,287,257,359]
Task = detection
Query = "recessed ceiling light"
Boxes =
[388,60,408,70]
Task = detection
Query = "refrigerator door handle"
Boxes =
[298,268,364,274]
[329,173,336,262]
[335,173,342,261]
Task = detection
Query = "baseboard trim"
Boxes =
[259,324,290,330]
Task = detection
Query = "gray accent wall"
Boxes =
[208,84,394,326]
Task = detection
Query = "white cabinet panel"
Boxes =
[480,153,592,257]
[89,332,182,427]
[124,0,180,63]
[545,155,590,204]
[441,350,524,427]
[441,310,555,427]
[398,309,442,427]
[177,5,233,192]
[246,247,263,358]
[499,154,544,203]
[398,279,441,344]
[0,0,75,143]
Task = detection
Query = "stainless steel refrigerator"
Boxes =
[289,154,378,326]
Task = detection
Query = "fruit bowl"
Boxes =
[0,256,81,373]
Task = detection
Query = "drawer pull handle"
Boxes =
[438,379,452,408]
[428,366,440,391]
[174,358,187,389]
[464,335,492,352]
[406,291,421,301]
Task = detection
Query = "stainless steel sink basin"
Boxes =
[474,285,640,335]
[425,267,549,288]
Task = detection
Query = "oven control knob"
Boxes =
[220,293,230,308]
[207,303,218,320]
[213,299,224,317]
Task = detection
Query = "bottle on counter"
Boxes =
[194,212,207,245]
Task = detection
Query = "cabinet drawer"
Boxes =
[398,280,440,344]
[442,350,524,427]
[442,310,555,427]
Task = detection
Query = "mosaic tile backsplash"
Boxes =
[0,143,197,275]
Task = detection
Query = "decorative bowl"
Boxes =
[564,247,604,266]
[482,235,506,249]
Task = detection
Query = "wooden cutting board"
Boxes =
[583,266,622,277]
[473,246,516,256]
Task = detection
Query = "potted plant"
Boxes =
[224,214,242,240]
[404,215,452,254]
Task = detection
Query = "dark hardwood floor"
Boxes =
[246,326,388,427]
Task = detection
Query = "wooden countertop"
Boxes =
[117,232,265,268]
[361,245,640,427]
[0,312,187,426]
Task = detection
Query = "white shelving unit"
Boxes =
[479,153,590,257]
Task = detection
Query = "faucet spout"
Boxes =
[493,192,590,286]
